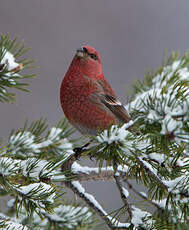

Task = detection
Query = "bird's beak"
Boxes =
[76,48,85,58]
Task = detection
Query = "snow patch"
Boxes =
[1,48,20,71]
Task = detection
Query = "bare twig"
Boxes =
[113,163,132,219]
[62,146,130,230]
[71,162,131,182]
[124,179,161,209]
[65,180,130,230]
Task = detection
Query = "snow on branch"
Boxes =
[90,121,149,166]
[129,57,189,144]
[113,163,132,218]
[68,181,130,229]
[0,156,66,194]
[0,157,20,177]
[7,118,74,159]
[1,48,22,72]
[96,121,134,145]
[15,182,56,215]
[0,119,75,219]
[0,213,28,230]
[21,157,67,182]
[4,200,94,230]
[0,220,28,230]
[131,206,154,229]
[43,205,93,229]
[0,34,35,103]
[71,161,130,181]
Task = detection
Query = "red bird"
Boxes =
[60,45,131,135]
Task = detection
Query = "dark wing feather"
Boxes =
[99,94,131,123]
[83,75,131,123]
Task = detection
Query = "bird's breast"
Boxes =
[60,69,95,118]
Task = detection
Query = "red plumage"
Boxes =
[60,45,131,135]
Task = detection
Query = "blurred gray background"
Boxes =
[1,0,189,229]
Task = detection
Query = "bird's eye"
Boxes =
[90,53,98,60]
[83,47,88,53]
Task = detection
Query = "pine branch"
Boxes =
[0,212,29,230]
[71,162,130,182]
[124,179,161,209]
[62,150,131,229]
[65,181,130,230]
[113,163,132,219]
[0,34,36,103]
[136,156,189,199]
[136,156,168,191]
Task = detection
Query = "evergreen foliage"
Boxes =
[0,34,188,229]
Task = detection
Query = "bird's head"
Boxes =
[75,45,102,77]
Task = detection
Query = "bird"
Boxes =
[60,45,131,136]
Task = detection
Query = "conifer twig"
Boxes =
[62,157,130,229]
[124,179,161,209]
[71,162,130,182]
[65,180,130,230]
[113,163,132,219]
[136,157,168,190]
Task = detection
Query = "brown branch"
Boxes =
[62,146,130,230]
[113,163,132,219]
[65,180,130,230]
[74,169,115,181]
[71,162,131,182]
[124,179,161,209]
[64,144,189,199]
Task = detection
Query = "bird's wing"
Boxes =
[84,75,131,123]
[99,93,131,123]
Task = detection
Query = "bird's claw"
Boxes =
[90,155,95,161]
